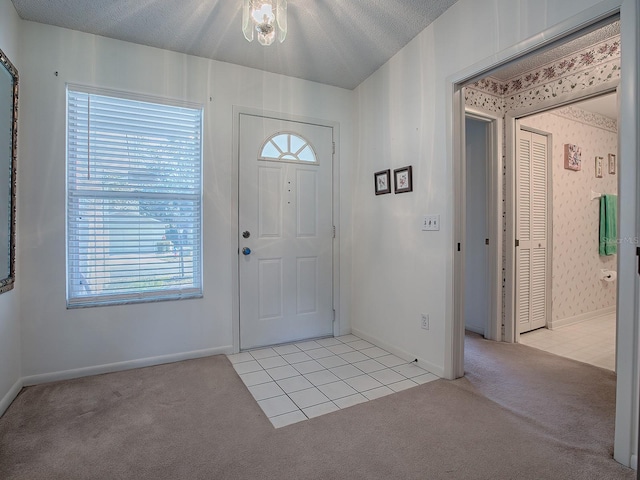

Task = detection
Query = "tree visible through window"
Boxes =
[66,87,203,307]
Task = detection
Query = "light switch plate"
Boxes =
[422,214,440,231]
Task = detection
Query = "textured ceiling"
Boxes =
[490,21,620,81]
[11,0,459,90]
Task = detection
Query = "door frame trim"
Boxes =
[231,106,341,352]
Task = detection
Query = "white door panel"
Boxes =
[516,128,548,334]
[239,114,333,349]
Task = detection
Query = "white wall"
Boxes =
[464,118,489,335]
[351,0,617,375]
[0,0,22,414]
[17,21,354,379]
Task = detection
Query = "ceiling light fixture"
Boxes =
[242,0,287,46]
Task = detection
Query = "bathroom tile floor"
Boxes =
[519,313,616,371]
[227,335,439,428]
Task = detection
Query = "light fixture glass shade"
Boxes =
[243,0,287,46]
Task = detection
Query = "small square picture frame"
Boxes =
[374,169,391,195]
[595,156,603,178]
[394,166,413,194]
[608,153,616,175]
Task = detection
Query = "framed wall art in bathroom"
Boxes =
[563,143,581,171]
[608,153,616,175]
[595,156,603,178]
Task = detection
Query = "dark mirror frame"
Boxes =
[0,47,18,295]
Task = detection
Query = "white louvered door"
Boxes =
[516,128,549,334]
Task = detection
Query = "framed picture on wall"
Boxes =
[564,144,582,171]
[595,156,603,178]
[394,166,413,194]
[374,169,391,195]
[608,153,616,175]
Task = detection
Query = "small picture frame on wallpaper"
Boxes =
[595,156,603,178]
[564,143,582,171]
[608,153,616,175]
[394,166,413,194]
[374,169,391,195]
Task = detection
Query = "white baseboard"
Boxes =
[0,378,23,418]
[548,306,615,330]
[630,454,637,470]
[351,328,444,378]
[21,346,233,387]
[337,327,351,337]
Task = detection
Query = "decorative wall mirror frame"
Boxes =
[0,48,18,294]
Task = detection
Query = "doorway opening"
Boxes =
[463,112,502,342]
[461,20,621,349]
[517,92,618,372]
[452,5,638,468]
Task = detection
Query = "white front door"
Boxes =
[239,114,334,349]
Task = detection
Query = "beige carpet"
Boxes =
[0,334,634,480]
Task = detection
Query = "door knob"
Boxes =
[242,247,251,256]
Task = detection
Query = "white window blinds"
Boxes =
[66,87,203,307]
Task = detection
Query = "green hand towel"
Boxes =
[599,194,617,256]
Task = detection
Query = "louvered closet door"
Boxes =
[516,129,548,334]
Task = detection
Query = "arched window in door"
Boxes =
[259,132,318,164]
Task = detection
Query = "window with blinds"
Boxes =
[66,87,203,307]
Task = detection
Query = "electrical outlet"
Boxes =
[421,313,429,330]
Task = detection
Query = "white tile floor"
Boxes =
[519,313,616,371]
[228,334,439,428]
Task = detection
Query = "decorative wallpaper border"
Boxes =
[464,88,504,115]
[472,37,620,97]
[503,59,619,112]
[551,105,617,133]
[466,35,621,115]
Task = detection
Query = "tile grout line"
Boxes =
[229,335,435,426]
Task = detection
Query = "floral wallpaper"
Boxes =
[465,35,620,114]
[520,110,617,324]
[464,89,504,115]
